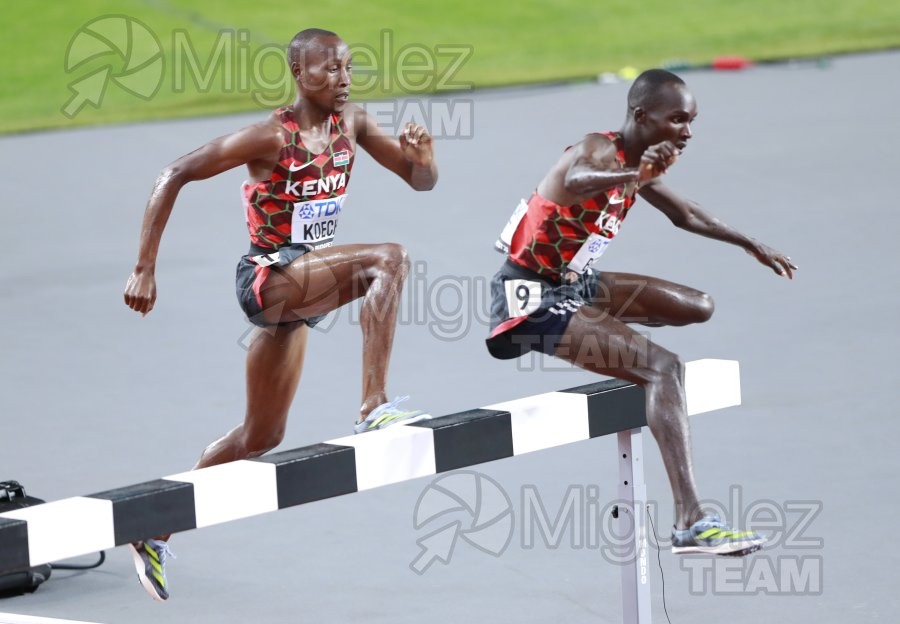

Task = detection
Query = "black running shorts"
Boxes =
[235,243,329,328]
[485,259,601,360]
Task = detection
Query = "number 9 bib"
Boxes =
[505,279,543,318]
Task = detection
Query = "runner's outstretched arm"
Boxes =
[638,179,798,279]
[124,122,284,315]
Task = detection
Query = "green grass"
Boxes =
[2,0,898,134]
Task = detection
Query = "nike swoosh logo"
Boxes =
[288,160,315,172]
[608,196,625,205]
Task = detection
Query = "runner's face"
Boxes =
[295,37,352,112]
[640,85,698,151]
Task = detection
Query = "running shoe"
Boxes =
[671,513,765,557]
[129,539,175,601]
[354,396,432,434]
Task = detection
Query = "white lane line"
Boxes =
[0,613,102,624]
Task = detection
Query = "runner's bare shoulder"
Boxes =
[573,132,619,169]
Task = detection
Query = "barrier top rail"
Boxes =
[0,359,740,573]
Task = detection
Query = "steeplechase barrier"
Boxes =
[0,359,741,624]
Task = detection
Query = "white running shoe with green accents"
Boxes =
[129,538,175,601]
[354,396,432,434]
[672,514,766,557]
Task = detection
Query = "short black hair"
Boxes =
[287,28,339,65]
[627,69,686,111]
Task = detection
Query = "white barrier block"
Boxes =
[484,391,590,456]
[165,460,278,528]
[0,498,113,567]
[328,425,436,491]
[686,359,742,415]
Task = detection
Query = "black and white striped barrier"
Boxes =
[0,359,741,624]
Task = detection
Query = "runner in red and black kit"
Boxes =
[123,28,438,601]
[488,131,637,358]
[487,69,798,557]
[236,105,355,327]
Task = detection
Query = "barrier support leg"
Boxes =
[617,428,652,624]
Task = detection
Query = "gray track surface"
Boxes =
[1,51,897,623]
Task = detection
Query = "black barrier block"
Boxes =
[412,409,514,472]
[255,443,358,508]
[0,517,30,572]
[562,379,647,437]
[89,479,196,545]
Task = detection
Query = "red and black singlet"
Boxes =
[503,132,638,278]
[242,107,355,251]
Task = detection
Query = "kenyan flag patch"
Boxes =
[333,150,350,166]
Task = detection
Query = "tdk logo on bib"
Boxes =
[292,195,347,248]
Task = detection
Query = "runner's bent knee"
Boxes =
[647,347,684,384]
[692,292,714,323]
[372,242,409,278]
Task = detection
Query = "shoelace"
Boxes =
[150,540,177,563]
[381,395,411,413]
[369,395,412,418]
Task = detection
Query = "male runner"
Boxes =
[488,69,796,556]
[123,28,438,600]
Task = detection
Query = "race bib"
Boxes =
[505,279,543,318]
[567,233,611,274]
[291,194,347,248]
[495,198,529,254]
